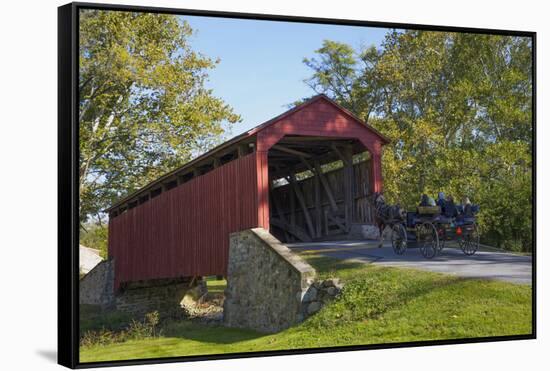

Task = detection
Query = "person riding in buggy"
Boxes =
[372,192,480,259]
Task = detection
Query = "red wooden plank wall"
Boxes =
[108,153,258,289]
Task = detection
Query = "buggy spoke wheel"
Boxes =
[461,223,479,255]
[391,224,408,255]
[419,222,438,259]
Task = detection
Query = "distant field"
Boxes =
[80,254,532,363]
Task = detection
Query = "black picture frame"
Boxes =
[58,2,536,368]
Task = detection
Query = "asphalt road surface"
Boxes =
[288,240,532,285]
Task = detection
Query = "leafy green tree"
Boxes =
[304,31,532,251]
[303,40,383,123]
[80,223,109,258]
[79,10,240,224]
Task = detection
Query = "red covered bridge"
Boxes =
[107,95,389,289]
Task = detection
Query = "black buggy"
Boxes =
[389,201,480,259]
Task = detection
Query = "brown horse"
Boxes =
[369,192,406,248]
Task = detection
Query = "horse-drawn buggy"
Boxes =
[374,194,480,259]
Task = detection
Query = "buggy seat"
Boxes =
[456,204,479,225]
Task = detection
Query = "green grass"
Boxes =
[80,255,532,363]
[80,305,134,334]
[205,276,226,294]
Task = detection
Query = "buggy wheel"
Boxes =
[461,223,479,256]
[418,222,439,259]
[391,224,408,255]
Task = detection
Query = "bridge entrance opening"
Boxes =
[267,135,376,243]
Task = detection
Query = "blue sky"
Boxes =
[182,16,389,136]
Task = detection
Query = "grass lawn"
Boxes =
[205,276,227,294]
[80,254,532,363]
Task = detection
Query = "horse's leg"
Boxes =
[378,222,385,248]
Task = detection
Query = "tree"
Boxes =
[303,31,532,251]
[303,40,383,123]
[79,10,240,223]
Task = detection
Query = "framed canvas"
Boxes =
[58,2,536,368]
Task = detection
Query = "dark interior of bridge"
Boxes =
[267,135,375,243]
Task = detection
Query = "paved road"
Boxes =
[287,240,532,285]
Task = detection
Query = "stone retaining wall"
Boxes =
[115,277,201,319]
[348,223,380,240]
[79,259,115,309]
[79,258,204,319]
[223,228,342,333]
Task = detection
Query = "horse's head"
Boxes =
[370,192,385,206]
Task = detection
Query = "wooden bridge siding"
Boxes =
[109,153,258,289]
[353,160,376,224]
[270,161,376,238]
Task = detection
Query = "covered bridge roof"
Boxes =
[107,94,389,214]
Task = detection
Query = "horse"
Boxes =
[369,192,406,248]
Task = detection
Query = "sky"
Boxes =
[182,15,389,136]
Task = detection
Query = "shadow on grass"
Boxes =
[80,306,267,345]
[162,321,268,344]
[80,304,135,333]
[302,255,366,275]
